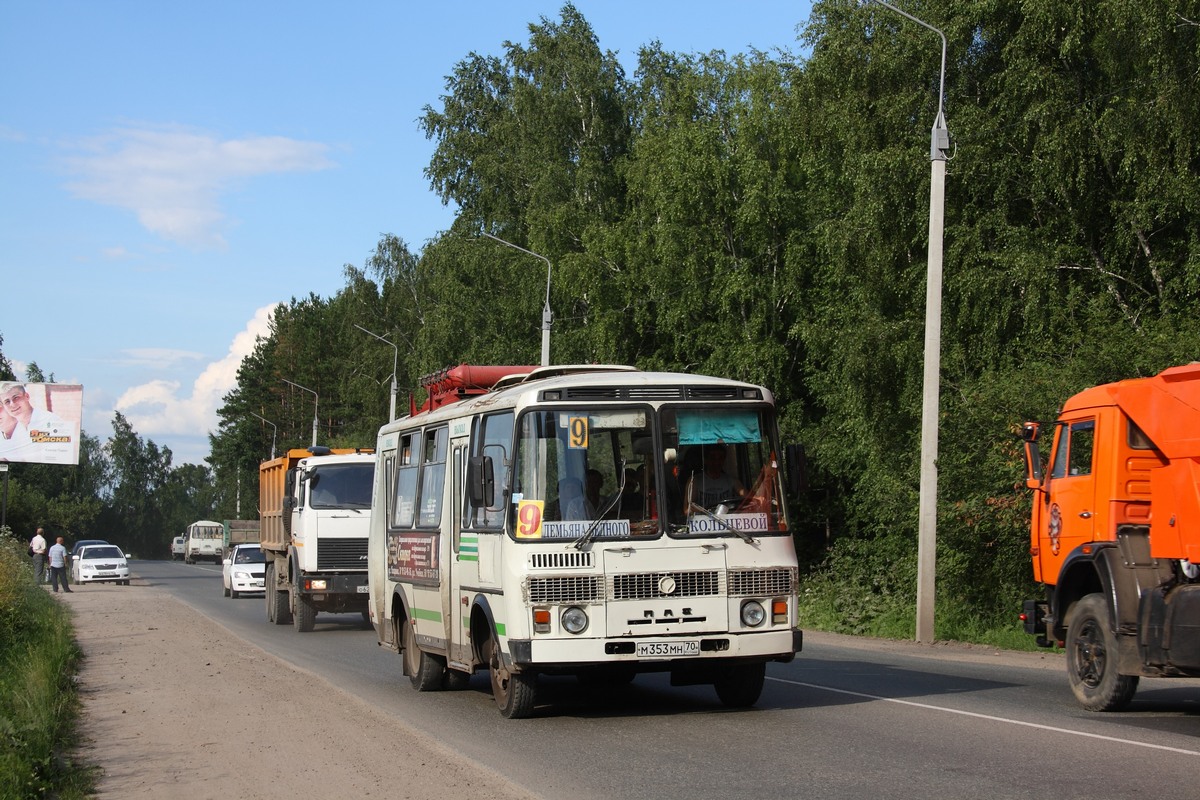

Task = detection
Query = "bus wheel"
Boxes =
[1066,593,1138,711]
[485,636,536,718]
[714,662,766,708]
[402,619,444,691]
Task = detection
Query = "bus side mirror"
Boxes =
[468,456,495,507]
[784,444,807,495]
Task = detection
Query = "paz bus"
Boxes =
[367,364,802,718]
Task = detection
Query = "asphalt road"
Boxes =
[137,559,1200,800]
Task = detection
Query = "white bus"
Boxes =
[185,519,224,564]
[367,364,801,718]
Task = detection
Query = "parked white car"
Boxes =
[72,544,131,586]
[222,543,266,598]
[171,536,186,560]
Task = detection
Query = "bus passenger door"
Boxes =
[448,439,473,668]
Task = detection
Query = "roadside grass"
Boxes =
[797,570,1047,652]
[0,530,96,800]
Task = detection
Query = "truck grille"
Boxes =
[728,568,796,597]
[316,538,368,571]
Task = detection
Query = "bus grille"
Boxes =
[527,575,605,604]
[728,568,796,597]
[530,551,594,569]
[316,538,368,570]
[611,570,721,600]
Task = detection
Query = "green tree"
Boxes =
[99,412,172,557]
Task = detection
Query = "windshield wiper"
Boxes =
[572,460,627,551]
[687,502,755,543]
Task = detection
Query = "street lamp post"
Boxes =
[281,379,319,448]
[354,323,400,421]
[480,231,553,367]
[874,0,951,644]
[249,412,278,459]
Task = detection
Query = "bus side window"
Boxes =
[417,427,448,528]
[393,432,418,528]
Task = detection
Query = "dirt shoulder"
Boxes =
[57,580,539,800]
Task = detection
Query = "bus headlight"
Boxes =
[740,600,766,628]
[561,606,589,635]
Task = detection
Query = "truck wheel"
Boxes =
[1066,593,1139,711]
[714,662,766,708]
[402,618,444,691]
[294,593,316,632]
[485,635,536,718]
[266,565,291,625]
[265,565,276,622]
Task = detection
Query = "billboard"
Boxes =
[0,382,83,465]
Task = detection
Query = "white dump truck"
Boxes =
[259,446,375,632]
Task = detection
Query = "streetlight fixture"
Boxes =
[479,231,553,367]
[281,379,319,448]
[873,0,951,644]
[355,323,400,421]
[249,412,278,459]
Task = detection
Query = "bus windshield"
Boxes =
[510,404,785,541]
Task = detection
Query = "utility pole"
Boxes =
[281,379,319,448]
[874,0,951,643]
[354,324,400,421]
[249,412,277,459]
[479,232,553,367]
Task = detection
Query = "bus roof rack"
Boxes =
[414,364,642,413]
[493,364,639,390]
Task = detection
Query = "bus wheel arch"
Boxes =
[394,592,444,691]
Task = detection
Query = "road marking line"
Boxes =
[768,677,1200,756]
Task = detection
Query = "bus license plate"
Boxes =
[356,585,369,593]
[636,640,699,658]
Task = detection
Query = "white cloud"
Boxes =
[115,304,278,455]
[116,348,207,370]
[63,125,334,249]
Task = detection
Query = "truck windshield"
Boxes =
[308,463,374,509]
[509,404,786,541]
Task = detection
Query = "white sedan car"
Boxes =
[72,544,131,585]
[222,543,266,598]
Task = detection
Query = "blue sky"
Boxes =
[1,1,813,465]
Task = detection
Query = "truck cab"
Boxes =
[1022,364,1200,710]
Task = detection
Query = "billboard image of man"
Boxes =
[0,382,83,465]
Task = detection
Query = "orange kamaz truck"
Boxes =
[1021,364,1200,710]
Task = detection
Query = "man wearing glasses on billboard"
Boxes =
[0,382,68,457]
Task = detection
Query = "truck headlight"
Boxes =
[561,606,589,634]
[740,600,766,627]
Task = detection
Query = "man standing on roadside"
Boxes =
[47,536,72,593]
[30,527,48,584]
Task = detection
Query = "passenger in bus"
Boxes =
[555,477,595,521]
[585,469,604,513]
[617,466,645,521]
[688,445,746,510]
